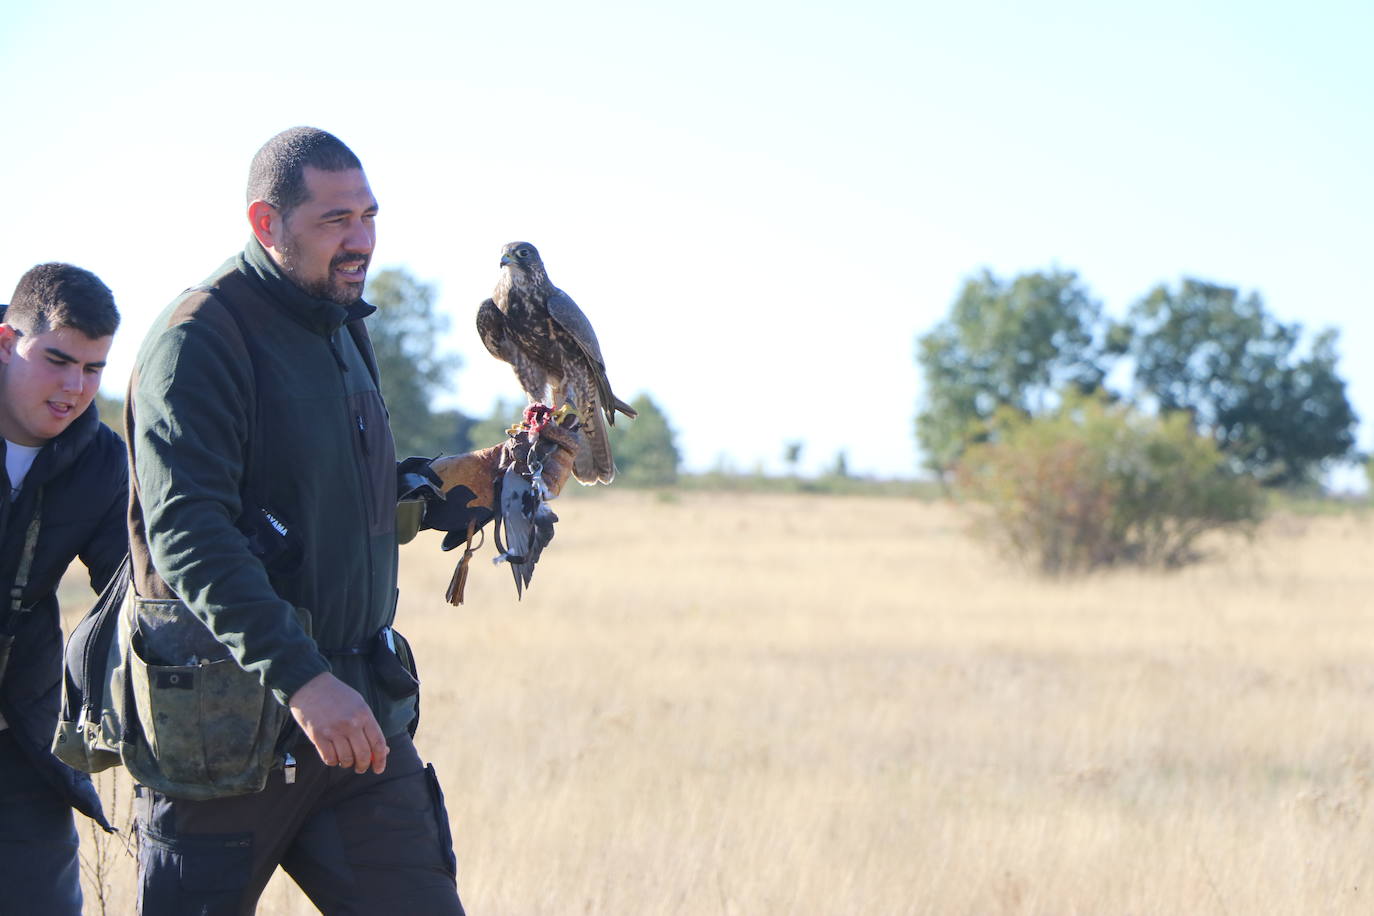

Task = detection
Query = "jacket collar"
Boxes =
[238,239,375,336]
[3,395,100,492]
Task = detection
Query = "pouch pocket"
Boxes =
[129,637,284,790]
[370,628,420,700]
[123,597,290,799]
[137,824,254,910]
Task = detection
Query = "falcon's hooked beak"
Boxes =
[500,252,515,268]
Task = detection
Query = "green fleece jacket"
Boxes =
[127,240,413,738]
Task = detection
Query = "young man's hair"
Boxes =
[247,127,363,217]
[5,262,119,339]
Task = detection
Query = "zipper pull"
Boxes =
[356,415,370,455]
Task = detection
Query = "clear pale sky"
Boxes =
[3,0,1370,480]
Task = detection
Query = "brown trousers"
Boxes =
[134,731,464,916]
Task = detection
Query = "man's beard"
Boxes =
[279,243,369,305]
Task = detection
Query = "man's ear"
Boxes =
[0,324,19,365]
[248,199,283,250]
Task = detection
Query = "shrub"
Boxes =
[955,395,1264,573]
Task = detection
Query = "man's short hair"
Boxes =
[6,263,119,339]
[247,127,363,217]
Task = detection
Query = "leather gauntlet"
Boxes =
[403,407,582,603]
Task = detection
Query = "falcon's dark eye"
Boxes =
[517,248,531,259]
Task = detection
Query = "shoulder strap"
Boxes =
[4,485,43,619]
[0,487,43,687]
[187,286,267,514]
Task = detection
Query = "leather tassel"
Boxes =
[444,521,481,606]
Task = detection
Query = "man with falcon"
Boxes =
[123,126,581,915]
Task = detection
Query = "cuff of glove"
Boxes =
[536,422,579,453]
[397,455,444,501]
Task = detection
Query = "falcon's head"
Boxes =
[499,241,550,289]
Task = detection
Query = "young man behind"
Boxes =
[0,263,126,916]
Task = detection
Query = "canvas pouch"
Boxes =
[51,558,131,774]
[55,582,308,801]
[117,596,299,799]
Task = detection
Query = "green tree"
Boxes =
[915,268,1110,479]
[607,393,680,486]
[1122,279,1357,487]
[827,450,849,479]
[364,268,463,457]
[782,441,803,476]
[428,408,477,456]
[468,398,525,451]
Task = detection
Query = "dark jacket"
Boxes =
[127,241,413,738]
[0,402,126,826]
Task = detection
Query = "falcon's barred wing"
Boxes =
[476,298,512,361]
[546,288,608,370]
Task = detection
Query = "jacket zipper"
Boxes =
[331,329,378,677]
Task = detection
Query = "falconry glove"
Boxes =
[414,406,581,604]
[415,446,502,548]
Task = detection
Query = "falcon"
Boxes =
[477,241,637,484]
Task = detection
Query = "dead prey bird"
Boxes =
[477,241,636,484]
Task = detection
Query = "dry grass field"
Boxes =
[62,491,1374,915]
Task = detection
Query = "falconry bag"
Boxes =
[53,286,320,798]
[50,553,130,775]
[53,573,313,799]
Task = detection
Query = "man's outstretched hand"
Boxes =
[288,672,389,775]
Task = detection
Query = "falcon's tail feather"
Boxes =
[573,406,616,485]
[607,395,637,425]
